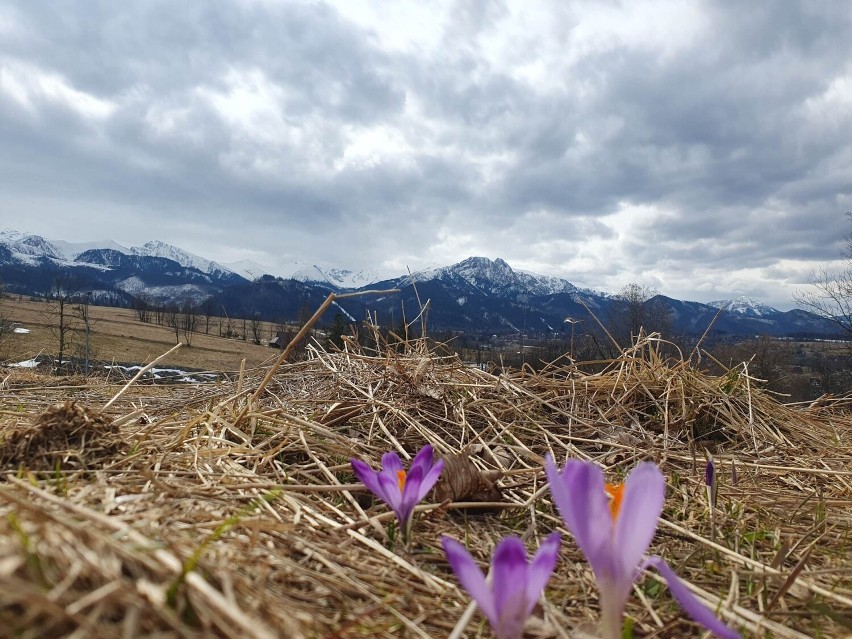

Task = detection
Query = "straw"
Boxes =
[0,321,850,637]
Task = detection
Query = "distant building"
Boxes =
[269,331,288,349]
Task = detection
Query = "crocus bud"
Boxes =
[705,456,718,508]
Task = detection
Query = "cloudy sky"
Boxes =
[1,1,850,309]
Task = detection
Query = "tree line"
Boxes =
[131,293,320,347]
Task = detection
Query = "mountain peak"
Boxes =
[135,240,168,251]
[51,238,130,260]
[0,229,27,243]
[131,241,241,280]
[709,295,779,317]
[453,256,514,278]
[401,256,579,299]
[0,230,64,261]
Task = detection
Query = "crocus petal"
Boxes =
[376,469,403,517]
[643,556,741,639]
[416,457,444,501]
[491,537,528,613]
[524,531,561,616]
[613,462,665,581]
[442,536,498,627]
[409,445,434,476]
[351,459,388,503]
[705,458,715,487]
[398,462,425,524]
[380,451,404,476]
[545,456,614,579]
[490,537,530,639]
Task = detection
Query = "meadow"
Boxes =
[0,297,285,372]
[0,295,850,638]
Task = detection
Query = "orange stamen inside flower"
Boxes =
[605,482,625,520]
[397,470,407,492]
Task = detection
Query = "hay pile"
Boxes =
[1,327,851,638]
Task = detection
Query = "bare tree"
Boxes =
[219,305,237,338]
[794,213,852,338]
[47,279,79,371]
[249,312,263,345]
[180,301,197,346]
[75,292,93,374]
[166,304,181,344]
[201,297,216,334]
[0,279,10,353]
[154,301,166,326]
[134,294,152,323]
[607,283,673,349]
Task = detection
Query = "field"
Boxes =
[1,297,851,638]
[0,298,288,373]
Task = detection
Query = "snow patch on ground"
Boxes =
[9,358,40,368]
[104,365,218,383]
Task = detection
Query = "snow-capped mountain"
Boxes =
[403,257,579,300]
[279,262,398,289]
[0,231,248,305]
[0,229,25,243]
[130,240,238,280]
[281,262,334,284]
[219,259,275,281]
[709,296,780,317]
[313,266,399,289]
[0,229,65,263]
[355,256,599,334]
[51,239,130,260]
[4,231,129,264]
[0,229,842,338]
[516,270,582,296]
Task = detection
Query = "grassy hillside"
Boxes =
[1,297,292,373]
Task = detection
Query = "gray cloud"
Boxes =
[1,0,850,309]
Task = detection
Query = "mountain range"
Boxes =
[0,229,841,339]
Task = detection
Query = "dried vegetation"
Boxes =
[1,313,851,638]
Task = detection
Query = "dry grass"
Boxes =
[1,309,851,638]
[0,298,284,372]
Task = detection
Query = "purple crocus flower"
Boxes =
[545,457,740,639]
[705,455,718,507]
[351,445,444,541]
[442,532,561,639]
